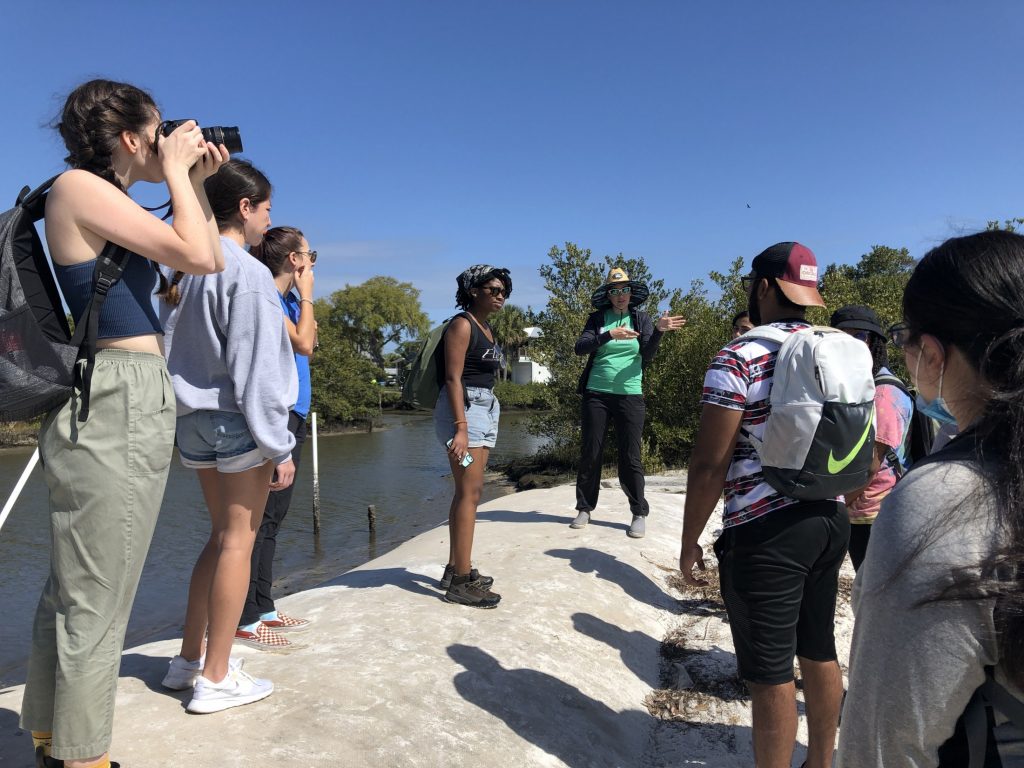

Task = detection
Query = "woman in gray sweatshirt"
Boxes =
[158,159,297,715]
[837,230,1024,767]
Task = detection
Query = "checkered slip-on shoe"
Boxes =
[259,613,311,632]
[234,623,293,651]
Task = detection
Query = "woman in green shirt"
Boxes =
[570,267,685,538]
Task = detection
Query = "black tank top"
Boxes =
[455,312,503,389]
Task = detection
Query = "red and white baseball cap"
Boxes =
[750,242,825,307]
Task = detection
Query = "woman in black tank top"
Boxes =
[434,265,511,608]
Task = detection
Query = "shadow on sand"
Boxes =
[448,644,652,768]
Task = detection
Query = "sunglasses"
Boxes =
[888,322,911,348]
[741,274,757,292]
[607,286,632,296]
[481,285,507,298]
[295,250,317,264]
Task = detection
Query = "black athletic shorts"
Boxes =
[714,500,850,686]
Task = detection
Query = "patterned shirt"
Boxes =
[701,320,811,528]
[848,368,913,523]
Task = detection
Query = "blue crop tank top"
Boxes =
[54,253,163,338]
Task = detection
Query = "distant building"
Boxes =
[510,327,551,385]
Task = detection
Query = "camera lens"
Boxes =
[201,126,243,154]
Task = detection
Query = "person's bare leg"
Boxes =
[178,467,224,662]
[450,448,487,575]
[447,495,457,567]
[798,657,843,768]
[202,461,274,682]
[748,680,798,768]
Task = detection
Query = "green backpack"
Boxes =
[400,313,480,409]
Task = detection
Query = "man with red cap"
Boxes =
[679,242,848,768]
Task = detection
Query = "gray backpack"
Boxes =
[741,325,876,500]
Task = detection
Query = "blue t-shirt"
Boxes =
[281,291,311,418]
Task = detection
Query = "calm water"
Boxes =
[0,411,547,683]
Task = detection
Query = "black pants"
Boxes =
[848,523,872,573]
[575,391,649,516]
[240,411,307,626]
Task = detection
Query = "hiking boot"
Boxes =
[439,563,494,590]
[187,668,274,714]
[161,653,244,690]
[259,612,311,632]
[443,574,501,608]
[234,623,293,651]
[569,510,590,529]
[627,515,646,538]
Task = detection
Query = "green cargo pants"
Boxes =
[20,350,175,761]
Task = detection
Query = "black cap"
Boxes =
[830,305,884,337]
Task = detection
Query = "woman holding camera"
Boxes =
[21,79,226,768]
[434,265,511,608]
[159,159,297,713]
[236,226,318,650]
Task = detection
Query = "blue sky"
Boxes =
[3,2,1022,324]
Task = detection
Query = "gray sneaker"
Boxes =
[444,575,501,608]
[627,515,646,538]
[569,511,590,529]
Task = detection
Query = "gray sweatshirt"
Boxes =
[836,456,1022,766]
[161,236,297,465]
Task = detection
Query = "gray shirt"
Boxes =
[161,236,297,465]
[837,456,1019,766]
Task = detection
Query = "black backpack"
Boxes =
[873,371,938,478]
[0,176,130,423]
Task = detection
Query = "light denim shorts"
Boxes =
[176,409,266,473]
[434,385,500,449]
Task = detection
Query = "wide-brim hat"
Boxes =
[750,242,825,307]
[591,266,649,309]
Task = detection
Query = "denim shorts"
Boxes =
[434,385,500,449]
[176,409,266,473]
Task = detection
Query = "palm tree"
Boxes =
[489,304,530,381]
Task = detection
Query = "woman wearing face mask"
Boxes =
[570,267,685,538]
[20,79,226,768]
[236,226,318,650]
[837,230,1024,766]
[158,159,298,713]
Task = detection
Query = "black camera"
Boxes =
[158,119,243,154]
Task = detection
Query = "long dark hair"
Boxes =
[160,159,272,305]
[204,158,271,231]
[251,226,304,277]
[56,79,158,191]
[903,229,1024,684]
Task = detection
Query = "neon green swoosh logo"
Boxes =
[827,416,873,474]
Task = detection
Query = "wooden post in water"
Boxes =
[312,412,321,536]
[367,504,376,532]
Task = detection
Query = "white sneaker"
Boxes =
[161,654,244,691]
[186,668,273,714]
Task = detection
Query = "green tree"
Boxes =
[308,298,381,425]
[489,303,531,380]
[326,276,429,369]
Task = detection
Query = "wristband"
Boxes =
[453,420,468,425]
[300,298,314,306]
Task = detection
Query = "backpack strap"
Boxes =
[873,372,910,479]
[738,324,791,346]
[966,667,1024,768]
[735,325,794,445]
[71,242,132,422]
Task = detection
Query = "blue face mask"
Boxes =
[914,349,957,425]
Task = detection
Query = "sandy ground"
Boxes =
[0,475,854,767]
